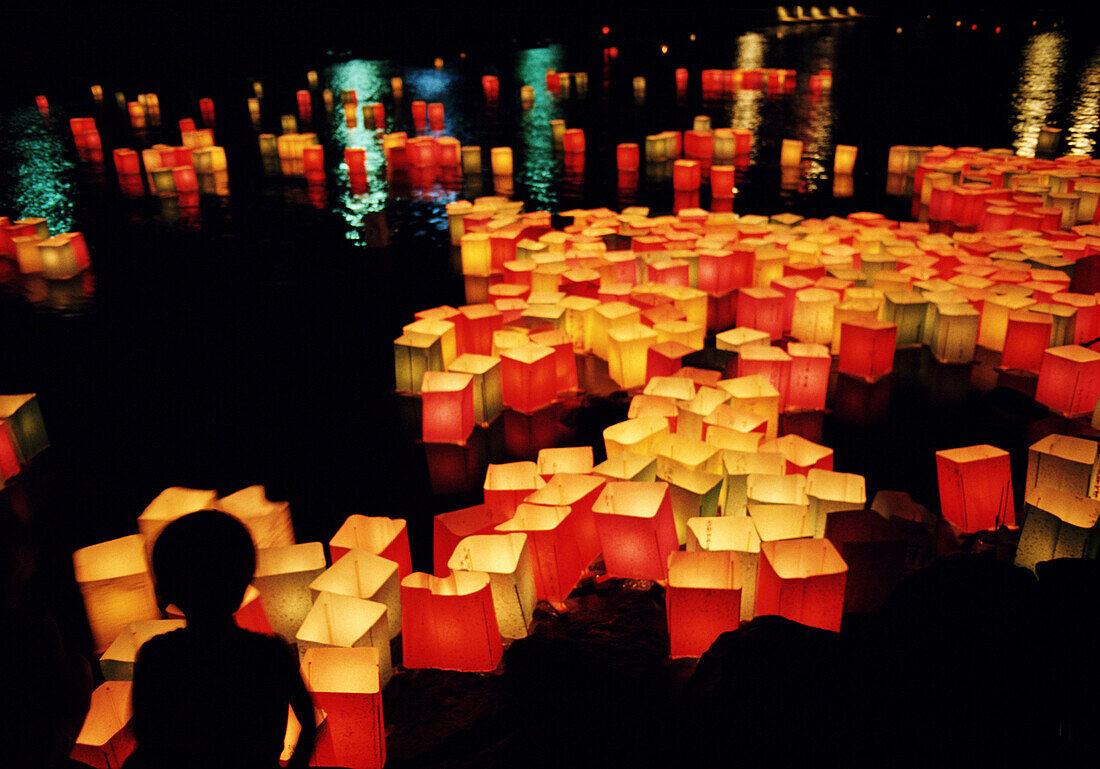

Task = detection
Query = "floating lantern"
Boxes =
[1000,311,1052,373]
[592,482,679,582]
[746,473,808,514]
[400,571,502,671]
[617,143,640,171]
[447,354,503,425]
[420,371,476,445]
[394,331,444,393]
[1026,434,1098,498]
[647,340,694,380]
[253,542,327,642]
[823,509,906,613]
[749,503,816,545]
[72,535,160,651]
[214,485,295,550]
[659,465,724,544]
[549,119,566,147]
[603,416,670,459]
[935,444,1014,532]
[296,592,392,689]
[666,550,742,658]
[607,324,659,389]
[71,680,135,768]
[780,139,803,167]
[529,328,579,392]
[806,468,866,538]
[489,146,513,176]
[929,303,980,364]
[427,102,445,129]
[136,487,218,558]
[448,533,536,639]
[672,160,701,191]
[1014,486,1100,571]
[593,451,658,484]
[1035,345,1100,417]
[99,619,185,681]
[525,472,605,568]
[500,343,557,413]
[495,504,585,606]
[328,515,412,579]
[562,128,586,154]
[791,287,841,344]
[457,303,503,355]
[833,144,857,175]
[786,342,831,412]
[301,647,386,769]
[718,375,781,440]
[737,346,792,410]
[311,550,401,639]
[756,538,847,632]
[483,460,545,519]
[838,319,897,382]
[536,446,593,478]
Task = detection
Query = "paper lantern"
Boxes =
[329,515,412,578]
[394,331,443,393]
[607,324,659,389]
[432,505,501,576]
[806,468,866,538]
[603,416,670,459]
[483,460,545,519]
[419,371,476,445]
[780,139,803,167]
[73,534,160,651]
[300,647,385,769]
[1014,486,1100,572]
[500,343,557,413]
[646,340,693,380]
[1035,345,1100,417]
[495,504,585,606]
[838,319,897,382]
[673,160,701,191]
[448,533,536,639]
[785,342,831,412]
[99,619,186,681]
[746,472,808,513]
[591,301,642,359]
[748,503,815,544]
[978,293,1036,352]
[525,472,605,570]
[447,354,503,425]
[929,303,980,364]
[1026,434,1098,498]
[0,393,48,464]
[833,144,857,175]
[253,542,327,642]
[214,485,295,550]
[536,446,593,479]
[457,303,504,356]
[737,346,793,411]
[756,538,847,632]
[666,550,742,657]
[296,592,391,687]
[71,681,135,769]
[718,375,781,440]
[617,143,640,171]
[791,287,841,344]
[823,509,906,613]
[489,146,513,176]
[935,444,1014,532]
[659,464,724,544]
[400,571,502,671]
[736,287,785,339]
[136,487,219,558]
[593,451,658,484]
[999,311,1053,373]
[592,482,679,582]
[311,548,401,639]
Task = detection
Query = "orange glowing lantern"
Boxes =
[447,353,503,425]
[136,486,218,558]
[791,287,841,344]
[400,571,502,671]
[562,128,586,153]
[214,485,295,550]
[673,160,702,191]
[310,549,401,639]
[1000,311,1053,373]
[617,143,640,171]
[687,517,761,623]
[536,446,594,479]
[592,482,679,582]
[448,533,536,639]
[608,324,659,389]
[659,464,725,544]
[838,319,897,382]
[935,444,1014,532]
[71,681,135,769]
[786,342,831,412]
[253,542,328,642]
[72,535,160,651]
[762,434,833,476]
[806,468,866,538]
[525,472,605,568]
[427,102,445,129]
[647,340,694,380]
[823,509,907,613]
[718,375,781,440]
[483,460,546,519]
[756,538,847,632]
[666,550,742,657]
[737,346,793,411]
[296,592,392,688]
[329,515,412,578]
[457,303,504,356]
[1014,486,1100,572]
[603,415,671,459]
[500,343,557,413]
[496,503,587,605]
[1035,345,1100,417]
[1027,434,1097,498]
[301,647,385,769]
[420,371,476,445]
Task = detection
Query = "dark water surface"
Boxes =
[2,14,1099,654]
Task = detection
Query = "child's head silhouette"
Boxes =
[152,510,256,621]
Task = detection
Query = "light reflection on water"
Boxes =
[0,107,76,234]
[729,32,766,160]
[1067,47,1100,156]
[516,46,564,211]
[1011,32,1066,157]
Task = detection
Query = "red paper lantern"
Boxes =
[329,515,413,579]
[736,287,785,340]
[400,572,502,671]
[672,159,701,191]
[484,461,545,519]
[617,142,640,171]
[432,504,505,576]
[427,102,445,129]
[838,319,897,382]
[1000,311,1053,373]
[562,128,586,153]
[500,343,557,413]
[457,304,504,356]
[302,145,324,179]
[301,647,386,769]
[1035,345,1100,417]
[495,503,585,605]
[420,371,476,444]
[756,538,848,632]
[592,482,679,582]
[737,346,793,412]
[786,342,831,412]
[666,550,742,658]
[935,444,1014,532]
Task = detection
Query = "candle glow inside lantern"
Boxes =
[400,571,502,671]
[935,444,1015,532]
[536,446,594,478]
[329,515,412,579]
[823,509,907,613]
[719,375,781,440]
[1026,434,1098,498]
[780,139,803,167]
[603,416,670,459]
[447,353,503,425]
[658,464,725,544]
[296,592,392,687]
[253,542,328,643]
[1000,311,1053,373]
[525,472,606,570]
[608,324,659,389]
[665,550,742,658]
[806,468,866,538]
[301,647,386,769]
[484,461,546,519]
[791,287,841,344]
[495,504,585,606]
[214,485,295,550]
[529,328,579,392]
[71,680,135,769]
[99,619,186,681]
[737,346,793,412]
[394,331,444,393]
[501,343,558,413]
[420,371,476,445]
[592,482,679,582]
[310,549,402,639]
[736,287,786,340]
[929,302,980,364]
[448,533,537,639]
[1014,486,1100,572]
[748,503,815,544]
[756,538,848,632]
[1035,345,1100,418]
[838,319,897,382]
[786,342,831,412]
[432,505,502,576]
[687,516,761,620]
[73,534,161,651]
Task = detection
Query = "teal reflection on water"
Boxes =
[1012,32,1067,157]
[1067,48,1100,156]
[0,107,75,234]
[516,46,563,210]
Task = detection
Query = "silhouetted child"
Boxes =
[126,510,316,769]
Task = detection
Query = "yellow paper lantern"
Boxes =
[805,468,866,537]
[296,592,392,686]
[71,681,135,768]
[136,487,219,559]
[687,516,761,620]
[448,533,537,639]
[215,485,296,550]
[253,542,328,642]
[310,549,401,639]
[73,534,160,651]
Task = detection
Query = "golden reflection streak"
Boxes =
[729,33,766,157]
[1011,32,1066,157]
[1068,48,1100,156]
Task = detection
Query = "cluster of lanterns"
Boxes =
[0,215,91,279]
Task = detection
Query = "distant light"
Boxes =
[1033,20,1037,26]
[602,26,610,35]
[460,52,467,59]
[689,34,696,42]
[434,57,444,69]
[896,27,903,34]
[608,46,619,59]
[660,44,669,54]
[971,23,977,31]
[995,26,1001,34]
[955,20,962,27]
